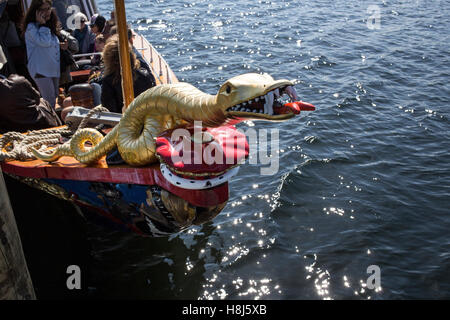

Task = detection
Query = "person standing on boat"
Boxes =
[105,10,116,37]
[89,14,110,41]
[23,0,62,109]
[72,12,95,54]
[101,34,156,113]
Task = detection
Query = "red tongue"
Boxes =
[273,101,316,115]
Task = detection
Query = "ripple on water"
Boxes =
[81,0,450,299]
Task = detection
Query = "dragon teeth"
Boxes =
[263,96,268,114]
[264,91,274,115]
[230,91,277,114]
[268,92,274,115]
[285,86,299,101]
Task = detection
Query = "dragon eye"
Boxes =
[226,85,231,94]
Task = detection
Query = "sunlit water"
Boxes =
[80,0,450,299]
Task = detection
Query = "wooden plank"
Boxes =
[134,33,178,85]
[114,0,135,111]
[0,168,36,300]
[69,70,91,83]
[1,161,229,208]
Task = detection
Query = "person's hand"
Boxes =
[60,40,68,50]
[35,11,46,25]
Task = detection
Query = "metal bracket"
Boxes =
[65,107,123,126]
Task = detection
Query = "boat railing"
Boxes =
[134,32,178,85]
[71,36,178,87]
[72,52,102,59]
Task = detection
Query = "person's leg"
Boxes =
[52,77,61,108]
[33,77,57,109]
[90,82,102,106]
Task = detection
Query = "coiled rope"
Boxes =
[0,106,110,162]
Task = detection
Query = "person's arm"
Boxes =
[101,78,119,113]
[24,23,55,48]
[142,68,156,89]
[87,29,96,53]
[133,69,156,99]
[67,33,79,54]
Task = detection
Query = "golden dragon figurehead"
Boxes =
[27,73,315,237]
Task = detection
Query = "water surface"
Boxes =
[83,0,450,299]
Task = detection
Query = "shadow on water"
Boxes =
[4,175,90,299]
[4,175,212,299]
[85,223,218,299]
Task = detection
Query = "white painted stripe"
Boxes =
[160,164,240,190]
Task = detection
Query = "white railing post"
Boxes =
[166,64,170,84]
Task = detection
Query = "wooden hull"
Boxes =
[1,158,229,237]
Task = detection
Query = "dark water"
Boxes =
[28,0,450,299]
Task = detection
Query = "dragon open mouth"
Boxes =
[225,85,312,120]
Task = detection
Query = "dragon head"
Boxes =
[216,73,302,121]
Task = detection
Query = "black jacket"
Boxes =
[101,68,156,113]
[0,74,62,133]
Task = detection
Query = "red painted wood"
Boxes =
[1,158,228,207]
[69,70,91,82]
